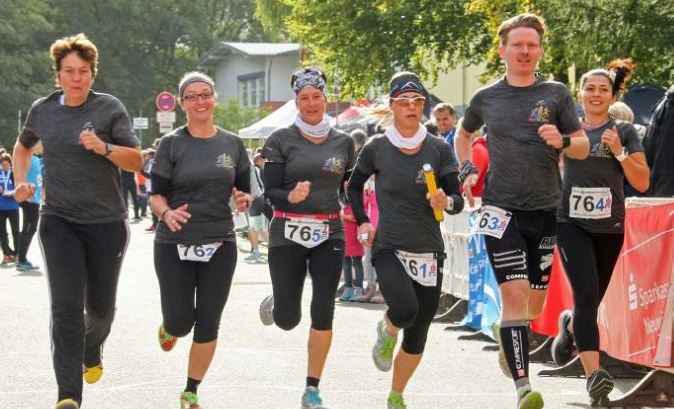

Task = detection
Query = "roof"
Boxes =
[197,42,301,69]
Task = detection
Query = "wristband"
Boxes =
[615,147,628,162]
[161,208,171,220]
[458,160,479,184]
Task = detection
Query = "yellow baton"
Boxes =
[423,163,444,222]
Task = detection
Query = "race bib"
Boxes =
[284,218,329,248]
[472,205,512,239]
[394,250,438,287]
[569,187,612,219]
[177,242,222,262]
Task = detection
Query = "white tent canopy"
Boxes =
[238,100,297,139]
[238,100,333,139]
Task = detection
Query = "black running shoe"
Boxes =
[586,368,614,407]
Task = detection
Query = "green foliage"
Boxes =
[214,97,271,133]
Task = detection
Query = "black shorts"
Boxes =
[484,208,556,289]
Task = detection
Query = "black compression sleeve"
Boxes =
[151,173,170,197]
[263,162,290,205]
[439,173,464,215]
[347,167,370,225]
[234,168,250,193]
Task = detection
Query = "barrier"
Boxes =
[441,200,479,300]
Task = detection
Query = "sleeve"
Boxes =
[234,143,251,193]
[261,132,285,163]
[461,90,485,133]
[556,86,582,135]
[347,167,370,225]
[17,101,42,149]
[439,172,464,215]
[438,141,459,177]
[263,162,289,205]
[109,97,140,148]
[354,138,376,175]
[618,121,644,153]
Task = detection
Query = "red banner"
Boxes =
[598,202,674,367]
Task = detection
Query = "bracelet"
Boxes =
[161,208,171,220]
[458,160,479,184]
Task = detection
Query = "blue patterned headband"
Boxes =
[291,67,327,95]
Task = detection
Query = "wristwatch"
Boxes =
[561,135,571,149]
[615,147,628,162]
[445,197,454,212]
[104,143,114,157]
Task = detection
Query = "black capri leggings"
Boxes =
[154,241,237,343]
[556,222,624,352]
[268,239,344,331]
[373,249,444,355]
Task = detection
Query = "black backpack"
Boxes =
[643,85,674,197]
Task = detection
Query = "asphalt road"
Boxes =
[0,217,654,408]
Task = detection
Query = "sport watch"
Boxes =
[615,147,628,162]
[561,135,571,149]
[104,143,114,157]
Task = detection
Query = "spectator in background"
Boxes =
[16,142,43,272]
[423,120,440,137]
[245,153,269,263]
[0,153,19,266]
[350,129,367,155]
[608,101,646,197]
[143,147,157,231]
[121,169,140,221]
[643,84,674,196]
[469,123,490,199]
[433,102,458,147]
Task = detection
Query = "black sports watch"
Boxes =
[104,143,114,157]
[561,135,571,149]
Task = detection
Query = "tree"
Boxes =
[256,0,674,99]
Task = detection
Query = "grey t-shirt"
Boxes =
[152,126,250,245]
[18,90,139,223]
[262,125,355,247]
[558,119,643,233]
[462,76,582,211]
[356,134,459,254]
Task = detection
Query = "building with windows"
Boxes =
[197,42,303,108]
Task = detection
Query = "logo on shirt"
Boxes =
[322,157,345,174]
[415,170,426,184]
[539,236,556,250]
[528,100,550,124]
[590,142,613,158]
[215,154,234,168]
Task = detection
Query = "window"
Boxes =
[238,72,265,107]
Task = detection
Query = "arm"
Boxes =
[454,126,479,207]
[621,152,650,193]
[439,173,465,215]
[263,162,310,205]
[12,141,36,202]
[79,129,143,172]
[539,125,589,159]
[347,167,375,247]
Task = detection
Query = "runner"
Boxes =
[151,71,251,409]
[258,66,355,409]
[348,71,464,409]
[12,33,142,409]
[454,13,590,409]
[554,59,649,407]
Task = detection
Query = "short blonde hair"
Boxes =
[608,101,635,123]
[497,13,546,46]
[50,33,98,87]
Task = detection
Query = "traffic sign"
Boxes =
[133,117,149,129]
[159,123,173,134]
[156,111,176,123]
[156,92,176,112]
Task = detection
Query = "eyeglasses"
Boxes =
[182,91,215,102]
[390,96,426,108]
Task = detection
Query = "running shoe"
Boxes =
[492,322,511,377]
[387,391,407,409]
[180,391,201,409]
[16,260,40,272]
[517,387,544,409]
[338,286,353,301]
[372,319,397,372]
[301,386,326,409]
[259,294,275,326]
[55,398,79,409]
[244,250,261,262]
[82,363,103,384]
[158,324,177,352]
[551,310,576,366]
[587,368,614,407]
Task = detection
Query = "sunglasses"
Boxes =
[182,91,215,102]
[390,96,426,108]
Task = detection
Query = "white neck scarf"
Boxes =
[385,124,427,150]
[295,115,331,139]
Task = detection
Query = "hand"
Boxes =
[462,173,478,208]
[600,125,622,155]
[13,183,36,202]
[427,188,448,211]
[232,188,251,212]
[288,181,311,203]
[357,222,376,247]
[163,203,191,232]
[538,124,564,149]
[79,128,106,155]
